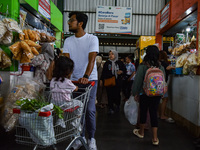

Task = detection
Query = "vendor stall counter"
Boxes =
[168,75,200,137]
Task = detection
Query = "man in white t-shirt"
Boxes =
[63,12,99,150]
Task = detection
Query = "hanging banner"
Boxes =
[38,0,51,21]
[96,6,132,34]
[160,3,170,29]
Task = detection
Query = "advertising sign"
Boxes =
[38,0,51,21]
[96,6,132,34]
[160,3,170,29]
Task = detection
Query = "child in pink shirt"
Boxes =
[50,56,83,128]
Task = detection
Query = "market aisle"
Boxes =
[95,107,196,150]
[0,106,197,150]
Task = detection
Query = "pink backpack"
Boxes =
[143,67,167,97]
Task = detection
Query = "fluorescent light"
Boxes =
[186,27,190,32]
[186,9,192,15]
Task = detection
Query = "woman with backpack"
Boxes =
[132,45,166,146]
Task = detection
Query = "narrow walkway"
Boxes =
[95,107,196,150]
[0,106,197,150]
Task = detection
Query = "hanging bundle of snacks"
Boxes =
[0,48,12,69]
[0,18,23,45]
[9,40,41,63]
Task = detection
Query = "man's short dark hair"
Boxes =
[69,11,88,30]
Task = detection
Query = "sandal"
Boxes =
[133,129,144,138]
[165,117,175,123]
[152,138,159,145]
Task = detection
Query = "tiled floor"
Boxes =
[0,106,197,150]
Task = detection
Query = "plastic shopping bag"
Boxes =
[19,111,56,146]
[124,96,138,125]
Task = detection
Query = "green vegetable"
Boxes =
[16,97,64,119]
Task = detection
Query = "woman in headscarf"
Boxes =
[31,43,54,83]
[100,50,126,114]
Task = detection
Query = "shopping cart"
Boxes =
[13,81,95,150]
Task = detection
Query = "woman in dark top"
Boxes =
[159,50,175,123]
[100,50,126,114]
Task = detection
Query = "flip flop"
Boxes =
[152,138,159,145]
[133,129,144,138]
[165,117,175,123]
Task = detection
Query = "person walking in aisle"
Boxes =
[132,45,166,146]
[123,55,136,101]
[96,56,107,109]
[159,50,175,123]
[100,50,126,114]
[63,12,99,150]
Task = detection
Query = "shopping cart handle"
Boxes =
[72,81,95,86]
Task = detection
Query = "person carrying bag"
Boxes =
[100,50,126,114]
[132,45,166,146]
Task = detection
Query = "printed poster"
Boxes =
[38,0,51,21]
[96,6,132,34]
[160,3,170,29]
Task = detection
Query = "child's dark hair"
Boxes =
[53,56,74,82]
[126,55,133,62]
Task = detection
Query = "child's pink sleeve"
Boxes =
[67,80,77,92]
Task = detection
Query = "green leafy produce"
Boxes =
[16,98,64,119]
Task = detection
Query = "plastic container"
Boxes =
[175,67,183,75]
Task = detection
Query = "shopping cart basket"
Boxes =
[13,81,95,150]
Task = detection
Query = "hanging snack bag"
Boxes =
[27,29,36,41]
[20,52,31,63]
[23,29,29,40]
[24,40,41,48]
[19,32,25,41]
[3,18,22,33]
[175,53,189,68]
[9,41,21,56]
[0,50,12,69]
[1,31,13,45]
[20,9,27,29]
[13,51,23,61]
[0,20,7,40]
[33,30,41,41]
[21,41,32,54]
[40,30,47,42]
[31,47,39,55]
[187,52,198,67]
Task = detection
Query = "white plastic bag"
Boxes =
[124,96,138,125]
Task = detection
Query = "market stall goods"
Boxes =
[24,40,41,48]
[175,53,189,68]
[23,29,29,40]
[0,20,7,40]
[20,53,31,63]
[9,40,40,63]
[20,29,56,43]
[1,79,46,132]
[30,47,39,55]
[9,41,21,57]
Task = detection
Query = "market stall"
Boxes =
[0,0,63,132]
[156,0,200,137]
[135,36,156,63]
